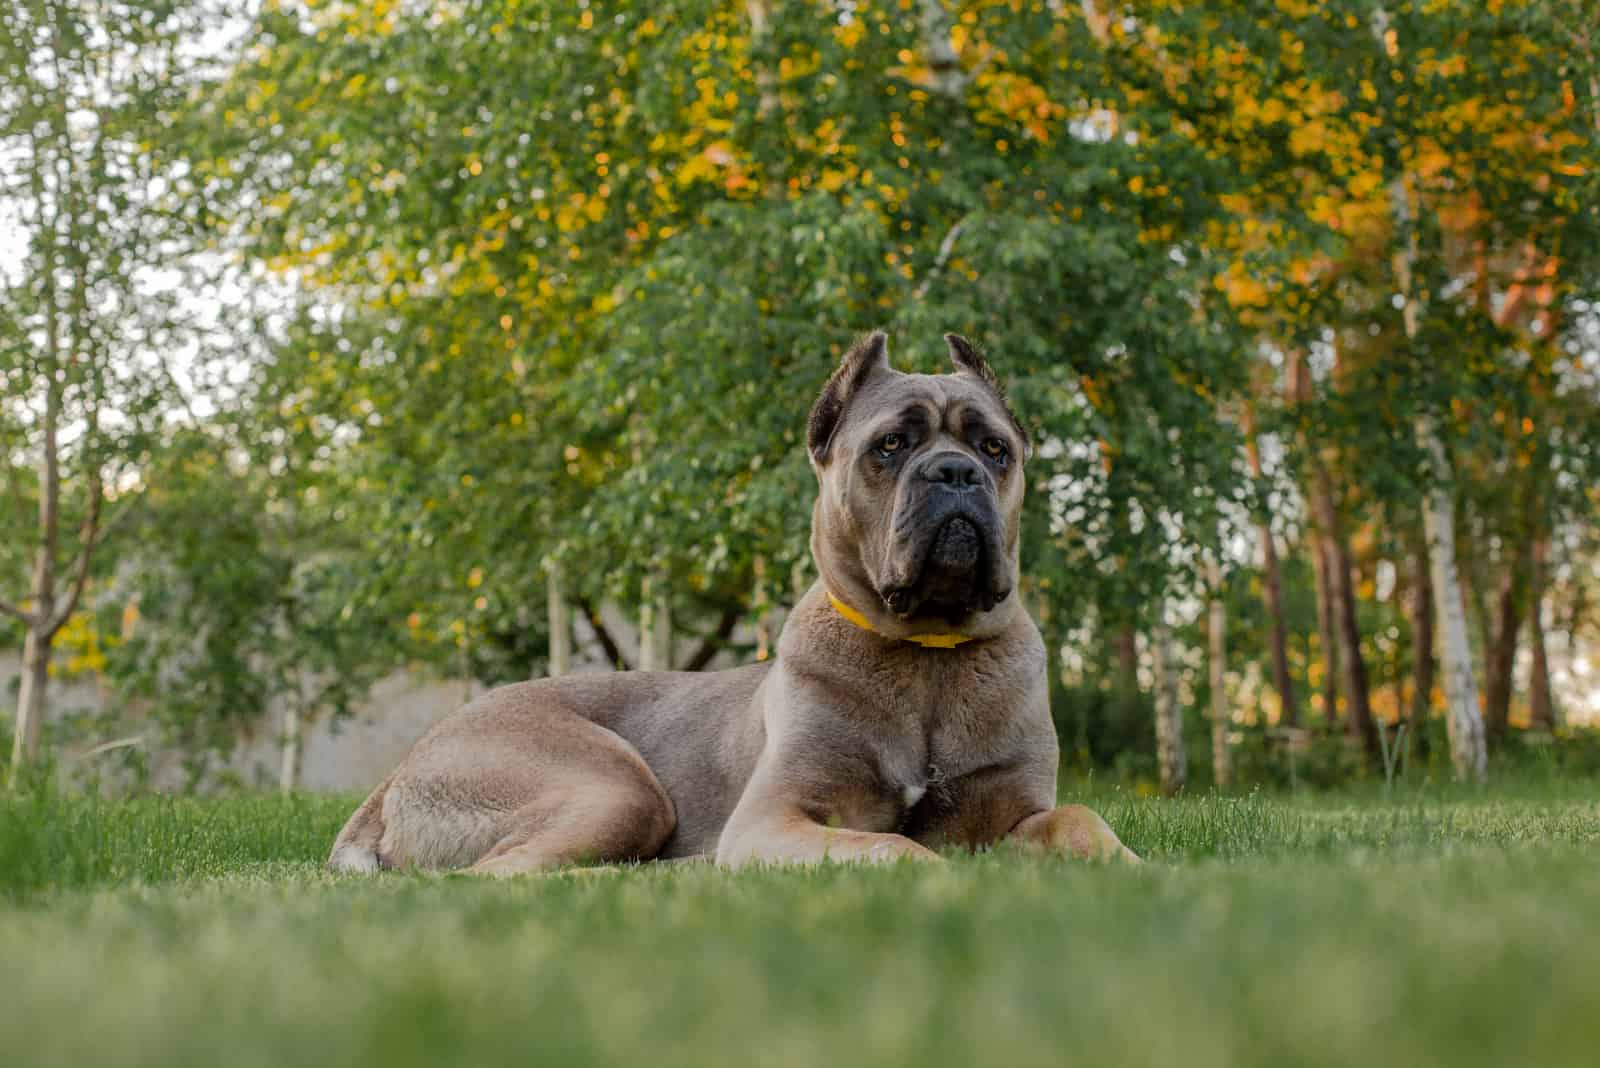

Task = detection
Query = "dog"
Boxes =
[329,332,1138,874]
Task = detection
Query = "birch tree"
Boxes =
[1,0,211,775]
[1151,607,1187,796]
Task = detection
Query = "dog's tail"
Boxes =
[327,777,391,874]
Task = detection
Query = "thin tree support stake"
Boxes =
[1153,606,1187,796]
[547,562,571,678]
[1207,559,1233,788]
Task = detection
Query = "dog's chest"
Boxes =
[874,671,1019,825]
[877,726,975,828]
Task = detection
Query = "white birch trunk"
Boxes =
[1419,422,1488,780]
[12,627,50,772]
[637,592,655,671]
[1376,0,1487,784]
[546,563,571,678]
[278,678,304,796]
[1206,560,1233,788]
[1152,607,1187,795]
[753,555,772,663]
[653,592,672,671]
[918,0,965,96]
[11,364,60,774]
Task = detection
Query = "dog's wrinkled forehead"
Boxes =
[807,331,1028,464]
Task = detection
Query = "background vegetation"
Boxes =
[3,0,1599,793]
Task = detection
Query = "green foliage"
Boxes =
[1052,679,1157,780]
[89,429,399,782]
[190,0,1260,632]
[4,0,1598,775]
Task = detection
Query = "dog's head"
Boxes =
[807,331,1029,637]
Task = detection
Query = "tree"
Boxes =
[1093,0,1600,779]
[196,1,1253,696]
[98,432,392,792]
[171,0,1599,787]
[0,0,214,776]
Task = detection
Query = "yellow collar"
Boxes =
[827,593,974,649]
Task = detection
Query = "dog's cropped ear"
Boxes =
[945,333,1001,392]
[945,333,1032,460]
[808,330,889,464]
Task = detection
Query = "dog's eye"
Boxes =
[980,437,1009,462]
[876,432,906,457]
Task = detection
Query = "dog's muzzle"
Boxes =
[880,461,1010,623]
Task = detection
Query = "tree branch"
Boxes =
[912,216,970,301]
[683,605,742,672]
[576,596,632,671]
[0,595,35,627]
[47,474,101,637]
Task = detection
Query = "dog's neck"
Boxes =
[825,591,973,648]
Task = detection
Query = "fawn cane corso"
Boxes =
[329,332,1137,874]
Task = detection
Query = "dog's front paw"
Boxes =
[858,834,943,864]
[1012,805,1141,864]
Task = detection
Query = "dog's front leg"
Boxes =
[717,807,941,868]
[715,749,941,869]
[1006,805,1141,864]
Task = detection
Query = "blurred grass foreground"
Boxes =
[4,784,1600,1067]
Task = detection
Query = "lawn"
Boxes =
[3,784,1598,1067]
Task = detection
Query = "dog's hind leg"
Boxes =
[465,719,677,877]
[331,694,677,875]
[468,778,675,877]
[364,709,676,875]
[328,774,393,873]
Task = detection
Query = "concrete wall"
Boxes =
[6,598,786,794]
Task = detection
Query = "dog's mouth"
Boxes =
[881,515,1008,624]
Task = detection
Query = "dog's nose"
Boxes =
[924,455,983,489]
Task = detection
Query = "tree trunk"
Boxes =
[917,0,966,97]
[1311,539,1341,728]
[1291,348,1342,732]
[1331,533,1379,759]
[1309,466,1379,758]
[278,677,305,796]
[653,592,672,671]
[1206,560,1232,789]
[1152,609,1186,796]
[1115,624,1138,693]
[753,555,773,663]
[546,563,571,678]
[1419,422,1488,781]
[637,571,671,672]
[10,372,61,775]
[11,626,50,772]
[1409,541,1435,748]
[1570,579,1586,660]
[576,597,630,671]
[637,582,657,672]
[1528,538,1556,731]
[1259,529,1297,726]
[682,606,742,672]
[1376,19,1487,781]
[1244,410,1297,726]
[1483,546,1528,744]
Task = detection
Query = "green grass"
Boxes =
[4,785,1599,1067]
